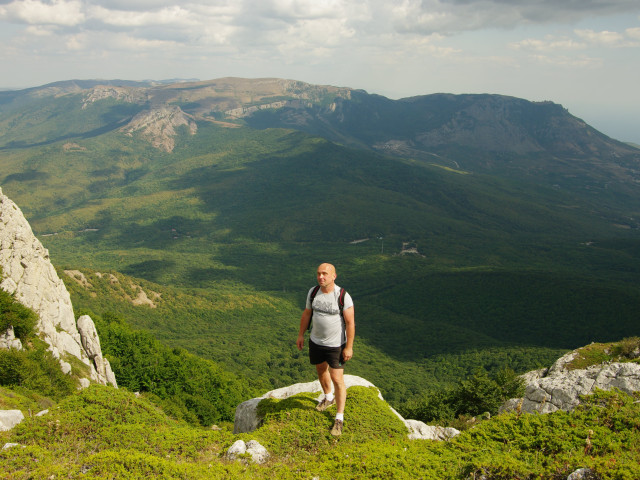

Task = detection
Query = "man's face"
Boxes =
[317,264,336,288]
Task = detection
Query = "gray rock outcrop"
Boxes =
[501,349,640,414]
[233,374,459,441]
[0,187,116,388]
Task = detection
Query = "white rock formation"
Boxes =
[404,419,460,441]
[77,315,117,387]
[233,374,460,441]
[0,187,116,388]
[501,349,640,414]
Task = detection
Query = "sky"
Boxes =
[1,0,639,143]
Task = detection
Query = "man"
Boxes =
[296,263,355,436]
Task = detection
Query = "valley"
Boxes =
[2,77,640,409]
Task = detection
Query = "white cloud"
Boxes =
[511,36,586,52]
[89,5,195,28]
[266,0,348,19]
[575,29,625,46]
[65,33,85,51]
[626,27,640,40]
[25,24,55,36]
[110,32,181,50]
[576,27,640,47]
[0,0,85,26]
[511,24,640,58]
[531,53,603,68]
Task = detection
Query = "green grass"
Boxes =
[564,337,640,370]
[1,385,639,479]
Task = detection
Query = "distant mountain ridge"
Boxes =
[1,77,638,199]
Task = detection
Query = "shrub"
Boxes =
[0,343,76,400]
[95,311,252,426]
[399,367,524,427]
[0,288,38,341]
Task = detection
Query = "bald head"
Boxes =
[318,263,336,275]
[317,263,337,291]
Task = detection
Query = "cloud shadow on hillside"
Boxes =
[121,259,176,283]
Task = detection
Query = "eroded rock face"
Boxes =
[122,106,197,152]
[0,187,116,387]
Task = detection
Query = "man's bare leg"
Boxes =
[329,368,346,436]
[330,367,346,414]
[315,362,332,395]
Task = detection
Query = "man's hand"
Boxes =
[342,346,353,362]
[296,334,305,351]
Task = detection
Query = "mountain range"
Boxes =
[1,77,640,402]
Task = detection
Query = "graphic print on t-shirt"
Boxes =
[312,295,340,315]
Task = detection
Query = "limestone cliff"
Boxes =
[0,187,116,388]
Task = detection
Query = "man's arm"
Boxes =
[296,308,312,350]
[342,306,355,361]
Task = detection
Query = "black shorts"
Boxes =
[309,340,346,369]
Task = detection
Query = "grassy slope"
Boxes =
[1,384,639,479]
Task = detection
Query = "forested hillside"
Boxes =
[1,78,640,409]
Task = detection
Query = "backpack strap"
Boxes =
[307,285,321,331]
[309,285,321,304]
[337,287,346,344]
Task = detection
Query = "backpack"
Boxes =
[307,286,347,336]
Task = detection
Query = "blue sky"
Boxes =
[1,0,639,143]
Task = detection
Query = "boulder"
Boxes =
[0,410,24,431]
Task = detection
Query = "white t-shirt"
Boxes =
[306,285,354,348]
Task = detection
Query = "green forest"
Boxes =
[2,82,640,477]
